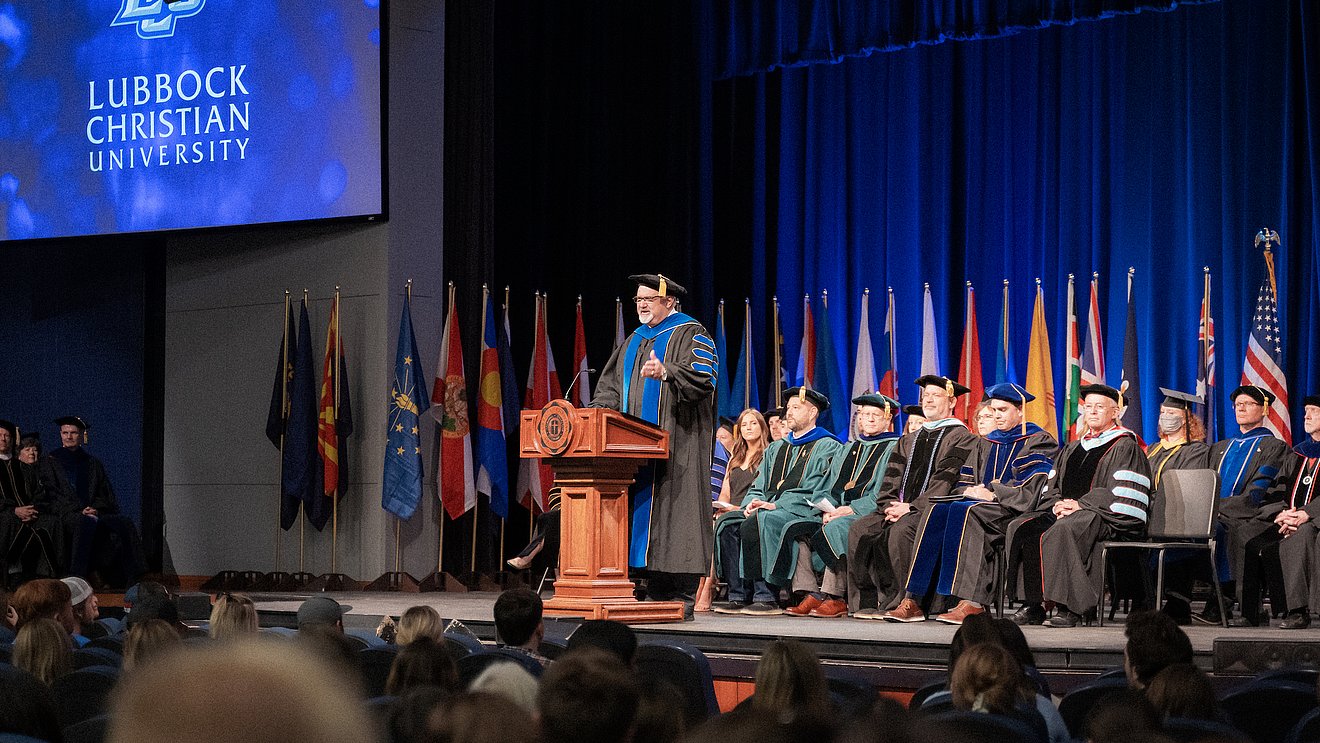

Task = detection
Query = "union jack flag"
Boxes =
[1241,250,1291,444]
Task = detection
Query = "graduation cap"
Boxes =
[1229,384,1274,407]
[718,416,737,431]
[627,273,688,298]
[1305,395,1320,409]
[762,406,784,420]
[852,393,899,415]
[903,405,925,418]
[984,383,1035,407]
[914,375,971,398]
[55,416,89,444]
[1158,387,1203,410]
[1080,384,1123,405]
[784,386,830,413]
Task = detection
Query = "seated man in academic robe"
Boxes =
[899,383,1057,625]
[0,420,64,586]
[38,416,146,588]
[712,387,842,616]
[1274,394,1320,629]
[848,375,982,621]
[779,394,902,618]
[1010,384,1153,628]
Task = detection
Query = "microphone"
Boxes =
[564,368,598,403]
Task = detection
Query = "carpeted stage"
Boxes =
[242,590,1316,696]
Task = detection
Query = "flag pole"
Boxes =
[299,289,309,575]
[772,295,782,406]
[276,290,289,575]
[1202,266,1213,436]
[501,285,510,566]
[331,286,340,575]
[400,279,411,576]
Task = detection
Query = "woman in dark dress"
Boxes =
[695,409,770,611]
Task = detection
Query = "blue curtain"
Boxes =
[713,0,1320,442]
[712,0,1218,79]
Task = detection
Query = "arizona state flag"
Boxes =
[1024,281,1057,439]
[317,293,353,500]
[433,284,475,520]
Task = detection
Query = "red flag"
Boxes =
[317,294,344,495]
[572,298,591,406]
[516,294,561,511]
[433,285,475,520]
[956,283,984,424]
[1242,232,1291,444]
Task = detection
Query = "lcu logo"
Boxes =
[112,0,205,40]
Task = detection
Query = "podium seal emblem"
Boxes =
[538,399,576,456]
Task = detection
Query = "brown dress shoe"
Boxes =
[784,594,823,616]
[935,600,985,625]
[882,598,926,623]
[809,599,848,618]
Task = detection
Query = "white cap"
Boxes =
[62,576,93,606]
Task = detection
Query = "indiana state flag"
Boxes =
[476,291,510,518]
[382,293,430,520]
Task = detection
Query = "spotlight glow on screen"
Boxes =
[0,0,384,240]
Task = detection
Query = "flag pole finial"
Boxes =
[863,287,869,296]
[966,280,972,288]
[1067,273,1074,280]
[1203,266,1210,273]
[923,282,930,290]
[1035,277,1041,286]
[1128,266,1135,276]
[1003,278,1009,286]
[1092,271,1099,280]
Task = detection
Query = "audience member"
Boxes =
[12,617,73,685]
[386,687,450,743]
[493,587,548,666]
[384,635,459,696]
[837,696,915,743]
[469,661,539,713]
[949,642,1048,739]
[126,589,195,637]
[749,639,831,725]
[540,646,641,743]
[296,622,364,689]
[1123,610,1193,689]
[63,575,105,639]
[209,592,259,641]
[1082,689,1168,743]
[296,594,349,633]
[566,619,638,665]
[10,577,78,635]
[396,604,444,645]
[122,617,181,673]
[1144,663,1219,721]
[107,640,377,743]
[431,690,538,743]
[0,663,62,742]
[634,676,690,743]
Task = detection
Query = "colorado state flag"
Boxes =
[382,292,429,520]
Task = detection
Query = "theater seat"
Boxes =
[1221,679,1317,743]
[635,641,718,723]
[1057,676,1128,739]
[456,648,544,686]
[442,631,485,658]
[1162,717,1249,743]
[52,666,120,728]
[62,713,111,743]
[359,646,399,697]
[909,677,947,710]
[1287,707,1320,743]
[72,647,122,670]
[928,710,1047,743]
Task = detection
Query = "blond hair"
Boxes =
[13,618,72,685]
[209,593,259,641]
[396,605,444,646]
[123,619,181,673]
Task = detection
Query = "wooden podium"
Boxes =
[520,400,686,622]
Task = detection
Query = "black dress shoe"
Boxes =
[1281,611,1312,630]
[1046,608,1083,628]
[711,601,747,615]
[1227,616,1260,627]
[1193,602,1231,625]
[1011,604,1046,626]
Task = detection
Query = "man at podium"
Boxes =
[592,274,717,609]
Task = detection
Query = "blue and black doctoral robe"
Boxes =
[1208,427,1290,584]
[903,423,1057,605]
[591,311,717,575]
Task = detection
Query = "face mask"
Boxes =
[1158,413,1183,434]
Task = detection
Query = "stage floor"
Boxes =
[245,590,1308,692]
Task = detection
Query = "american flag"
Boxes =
[1241,267,1291,444]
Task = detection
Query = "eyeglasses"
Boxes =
[1234,401,1264,409]
[632,296,666,305]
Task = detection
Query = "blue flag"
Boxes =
[814,298,849,435]
[476,292,510,519]
[282,299,323,529]
[382,294,430,520]
[729,301,759,415]
[715,301,733,417]
[498,299,520,440]
[994,282,1019,386]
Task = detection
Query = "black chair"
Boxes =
[0,644,11,664]
[908,677,947,710]
[359,646,399,697]
[928,710,1047,743]
[52,666,120,728]
[1221,679,1318,743]
[72,647,122,670]
[0,664,62,742]
[1057,676,1129,739]
[539,636,568,660]
[456,648,545,686]
[635,641,719,724]
[1094,666,1127,682]
[442,631,485,659]
[1258,668,1320,687]
[826,673,877,718]
[62,713,112,743]
[1287,707,1320,743]
[1163,717,1250,743]
[87,636,124,654]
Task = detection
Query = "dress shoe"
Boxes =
[1011,604,1046,626]
[741,601,784,616]
[506,555,533,570]
[853,608,884,620]
[935,600,985,625]
[784,595,823,616]
[1281,611,1312,630]
[711,601,747,615]
[1045,608,1084,628]
[1193,600,1231,625]
[809,599,848,618]
[1227,616,1261,627]
[882,598,926,623]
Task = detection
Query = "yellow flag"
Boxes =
[1025,283,1058,438]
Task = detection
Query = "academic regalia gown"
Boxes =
[592,311,717,575]
[1277,438,1320,612]
[0,457,63,581]
[1028,426,1153,614]
[905,424,1057,605]
[737,428,843,587]
[846,418,982,612]
[1207,428,1291,585]
[811,433,901,568]
[39,447,145,586]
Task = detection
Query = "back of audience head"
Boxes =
[296,595,348,634]
[1124,610,1193,688]
[209,592,258,641]
[63,576,98,627]
[752,639,831,724]
[108,640,377,743]
[385,635,459,696]
[1144,663,1218,721]
[1083,688,1166,743]
[493,587,543,650]
[397,604,444,645]
[681,708,824,743]
[0,663,62,741]
[540,646,641,743]
[123,618,181,673]
[947,612,1002,674]
[296,621,363,689]
[949,642,1031,715]
[469,661,539,714]
[567,619,638,665]
[633,676,689,743]
[387,686,450,743]
[11,578,76,634]
[125,580,170,609]
[836,696,914,743]
[430,690,537,743]
[13,618,73,686]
